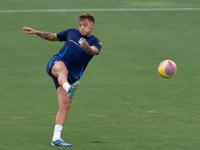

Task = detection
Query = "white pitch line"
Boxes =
[0,8,200,13]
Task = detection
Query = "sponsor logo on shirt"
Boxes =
[69,38,84,48]
[69,39,81,47]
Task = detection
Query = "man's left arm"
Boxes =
[81,38,100,55]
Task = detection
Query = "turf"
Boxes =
[0,0,200,149]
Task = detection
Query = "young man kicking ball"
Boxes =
[22,13,102,147]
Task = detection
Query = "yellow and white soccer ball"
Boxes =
[158,60,177,78]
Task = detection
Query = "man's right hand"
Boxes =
[22,26,59,41]
[22,26,37,34]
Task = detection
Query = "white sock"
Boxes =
[63,82,70,93]
[52,125,63,141]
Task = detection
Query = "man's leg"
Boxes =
[51,86,73,147]
[51,61,80,99]
[55,86,72,126]
[50,61,79,147]
[51,61,71,93]
[50,62,72,146]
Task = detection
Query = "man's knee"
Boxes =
[52,61,68,78]
[59,100,71,113]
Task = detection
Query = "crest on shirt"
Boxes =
[78,38,83,44]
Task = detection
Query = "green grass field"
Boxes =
[1,0,200,149]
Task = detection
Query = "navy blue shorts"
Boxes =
[46,55,76,89]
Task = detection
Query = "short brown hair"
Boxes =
[78,13,95,23]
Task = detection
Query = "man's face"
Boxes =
[79,18,94,37]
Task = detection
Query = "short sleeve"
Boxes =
[93,38,103,52]
[57,29,72,42]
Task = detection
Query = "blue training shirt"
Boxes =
[56,28,102,81]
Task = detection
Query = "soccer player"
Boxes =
[22,13,102,147]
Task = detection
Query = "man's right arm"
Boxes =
[22,26,59,41]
